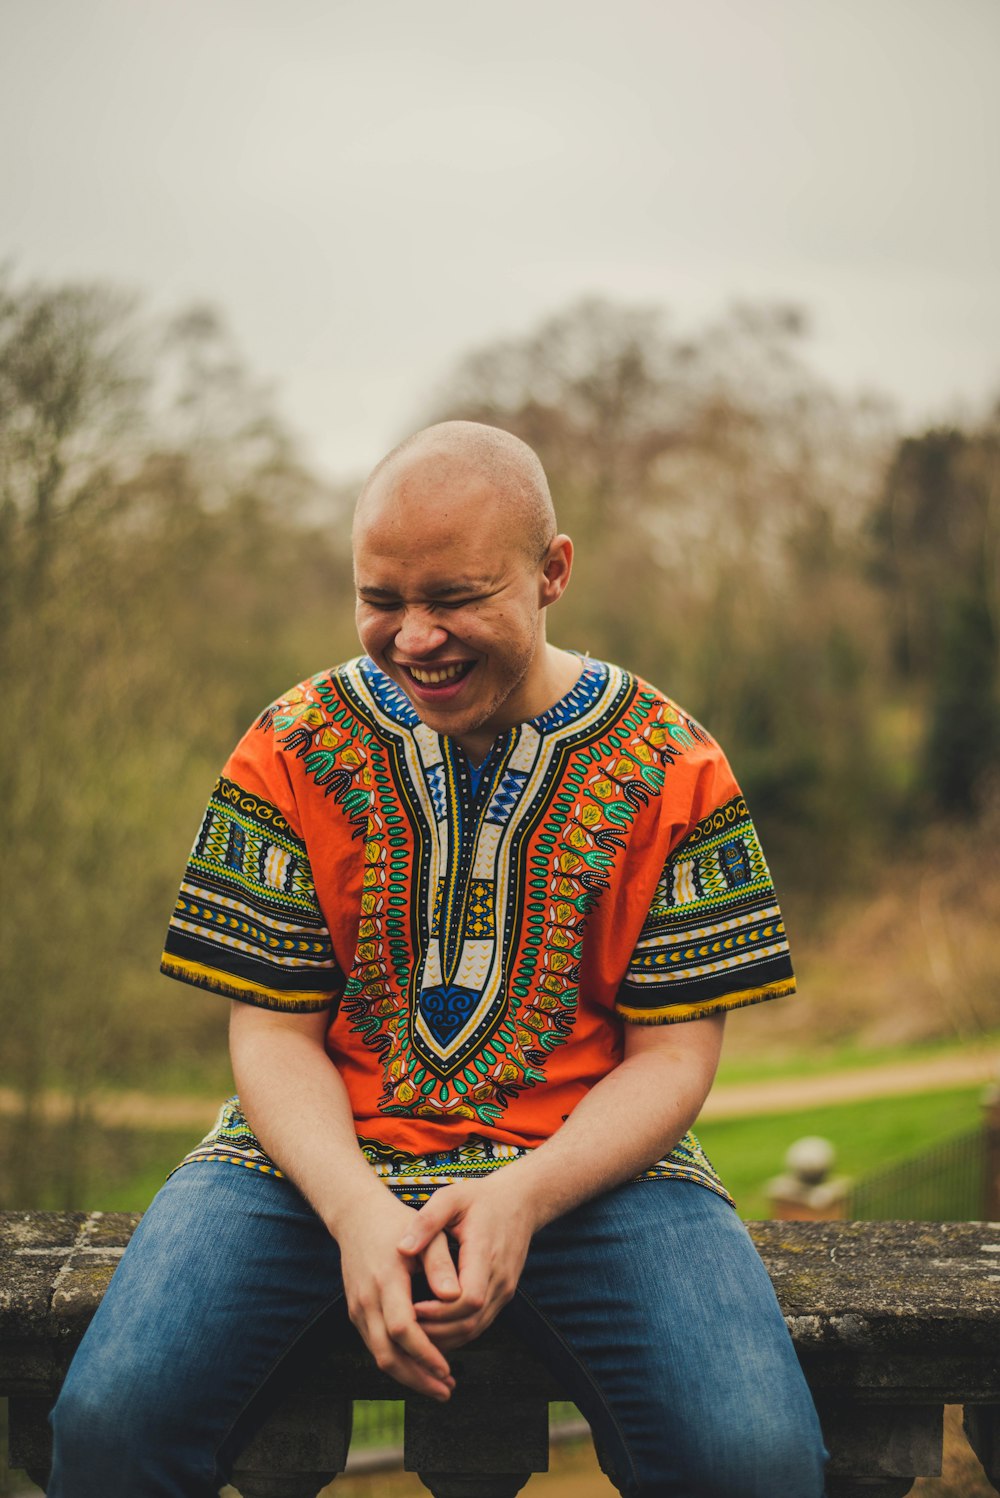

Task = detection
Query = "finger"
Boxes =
[351,1300,455,1401]
[421,1230,460,1302]
[411,1288,484,1322]
[454,1241,491,1314]
[378,1280,455,1383]
[416,1289,506,1348]
[398,1191,457,1256]
[368,1332,456,1400]
[363,1320,456,1400]
[419,1318,486,1351]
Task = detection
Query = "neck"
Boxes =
[453,646,583,763]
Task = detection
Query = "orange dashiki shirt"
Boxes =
[161,655,795,1203]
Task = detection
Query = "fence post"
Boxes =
[768,1136,851,1221]
[982,1080,1000,1220]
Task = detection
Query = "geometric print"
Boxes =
[162,657,796,1203]
[354,1127,735,1208]
[484,766,531,825]
[161,776,340,1010]
[654,795,769,913]
[171,1097,735,1207]
[431,878,495,940]
[171,1096,287,1179]
[338,657,661,1125]
[618,794,795,1022]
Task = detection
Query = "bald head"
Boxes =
[354,421,557,563]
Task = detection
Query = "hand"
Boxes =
[335,1190,461,1400]
[398,1175,537,1350]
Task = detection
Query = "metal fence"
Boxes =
[847,1127,987,1221]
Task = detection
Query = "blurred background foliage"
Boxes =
[2,268,999,1208]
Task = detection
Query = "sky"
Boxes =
[2,0,998,480]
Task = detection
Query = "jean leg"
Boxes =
[510,1180,827,1498]
[48,1163,347,1498]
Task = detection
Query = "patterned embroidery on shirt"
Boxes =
[335,666,714,1130]
[621,794,793,1016]
[162,656,794,1202]
[161,777,337,1007]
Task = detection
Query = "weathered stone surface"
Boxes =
[964,1405,1000,1484]
[0,1211,140,1393]
[404,1385,549,1472]
[7,1215,1000,1367]
[231,1384,351,1498]
[4,1214,1000,1495]
[748,1221,1000,1355]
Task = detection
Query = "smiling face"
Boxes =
[353,440,574,759]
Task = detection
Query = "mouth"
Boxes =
[406,661,474,686]
[397,659,477,700]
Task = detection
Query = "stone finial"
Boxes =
[768,1135,851,1220]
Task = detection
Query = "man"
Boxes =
[50,422,826,1496]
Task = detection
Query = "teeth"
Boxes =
[410,663,468,685]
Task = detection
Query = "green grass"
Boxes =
[0,1120,201,1212]
[713,1029,1000,1087]
[696,1084,985,1218]
[349,1400,582,1451]
[1,1084,987,1222]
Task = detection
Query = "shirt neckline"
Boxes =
[356,652,610,744]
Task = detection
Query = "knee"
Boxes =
[50,1378,133,1483]
[689,1401,827,1498]
[622,1399,827,1498]
[49,1371,211,1495]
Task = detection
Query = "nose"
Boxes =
[394,608,449,658]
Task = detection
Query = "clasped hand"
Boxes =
[340,1175,534,1402]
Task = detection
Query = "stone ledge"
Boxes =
[4,1214,1000,1497]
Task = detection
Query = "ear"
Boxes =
[538,534,573,608]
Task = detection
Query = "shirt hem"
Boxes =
[167,1145,735,1209]
[160,955,334,1011]
[616,977,796,1024]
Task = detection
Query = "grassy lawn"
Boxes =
[1,1082,988,1221]
[713,1028,1000,1087]
[696,1084,985,1218]
[0,1120,200,1213]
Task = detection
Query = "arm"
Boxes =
[402,1012,726,1349]
[228,1002,459,1399]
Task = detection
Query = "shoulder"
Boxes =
[631,672,717,756]
[221,660,387,837]
[256,659,364,734]
[585,660,742,828]
[594,658,727,768]
[224,660,373,804]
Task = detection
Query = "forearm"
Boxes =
[230,1002,461,1399]
[485,1014,726,1232]
[401,1015,726,1351]
[229,1003,385,1233]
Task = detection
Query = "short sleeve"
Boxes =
[616,791,795,1024]
[160,774,343,1012]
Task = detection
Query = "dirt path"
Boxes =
[1,1050,996,1133]
[0,1085,221,1131]
[701,1048,998,1120]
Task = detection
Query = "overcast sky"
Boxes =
[2,0,998,479]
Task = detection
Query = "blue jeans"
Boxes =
[49,1164,826,1498]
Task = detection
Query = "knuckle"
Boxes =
[373,1349,395,1373]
